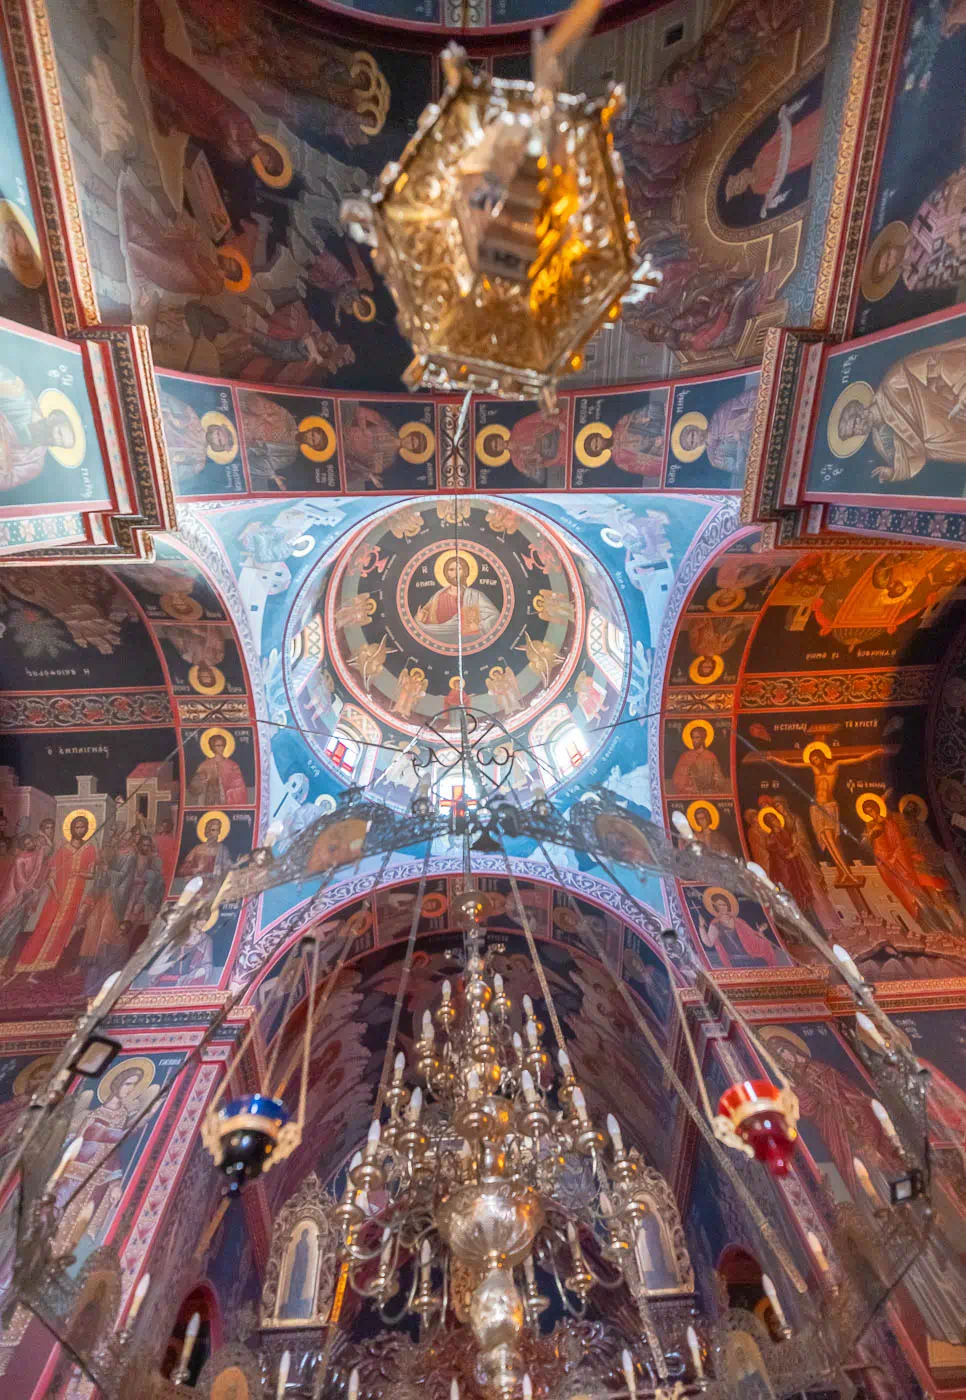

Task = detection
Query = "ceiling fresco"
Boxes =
[42,0,861,394]
[662,532,966,983]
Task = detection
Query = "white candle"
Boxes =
[832,944,862,982]
[348,1368,360,1400]
[49,1137,82,1189]
[671,809,692,839]
[571,1086,588,1122]
[606,1113,623,1154]
[621,1349,637,1400]
[179,1313,200,1373]
[128,1272,151,1324]
[806,1231,829,1273]
[523,995,534,1018]
[856,1012,888,1052]
[746,860,776,889]
[420,1238,431,1283]
[870,1099,901,1146]
[442,980,451,1002]
[367,1119,381,1146]
[477,1010,489,1037]
[380,1228,393,1268]
[853,1156,880,1203]
[521,1069,537,1104]
[761,1275,786,1329]
[450,1379,459,1400]
[526,1018,538,1047]
[522,1376,533,1400]
[349,1151,362,1169]
[512,1032,523,1054]
[686,1326,703,1379]
[493,974,503,993]
[276,1351,290,1400]
[407,1086,423,1124]
[558,1049,572,1076]
[467,1069,481,1101]
[393,1052,405,1082]
[422,1010,435,1045]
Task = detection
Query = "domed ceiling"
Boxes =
[286,496,629,808]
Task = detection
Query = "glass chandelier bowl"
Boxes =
[342,45,640,404]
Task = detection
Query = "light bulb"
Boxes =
[521,1069,536,1104]
[422,1010,435,1044]
[380,1228,393,1266]
[523,994,534,1017]
[526,1018,538,1047]
[806,1230,829,1272]
[477,1009,489,1037]
[870,1098,901,1145]
[450,1380,459,1400]
[621,1348,637,1400]
[512,1032,523,1052]
[686,1326,703,1379]
[494,974,504,993]
[349,1150,362,1169]
[276,1351,291,1400]
[853,1155,879,1202]
[558,1048,572,1076]
[832,944,862,982]
[606,1113,624,1154]
[761,1274,787,1329]
[571,1086,587,1121]
[408,1086,423,1123]
[522,1376,532,1400]
[368,1119,381,1145]
[128,1273,151,1323]
[671,809,692,838]
[442,979,451,1001]
[746,860,775,889]
[179,1313,200,1371]
[49,1136,82,1188]
[393,1052,405,1081]
[348,1368,360,1400]
[421,1239,431,1265]
[856,1011,888,1051]
[467,1069,481,1100]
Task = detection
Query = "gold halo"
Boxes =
[200,726,235,758]
[201,411,238,465]
[856,791,887,820]
[297,415,337,463]
[406,665,425,680]
[189,663,226,696]
[686,799,719,831]
[218,246,252,293]
[13,1054,55,1097]
[97,1056,156,1105]
[802,740,832,765]
[62,808,96,842]
[671,410,709,463]
[160,592,202,621]
[827,382,874,458]
[0,200,44,288]
[475,423,511,468]
[689,653,724,685]
[899,793,928,821]
[37,389,86,468]
[682,719,714,750]
[574,421,612,467]
[759,1025,810,1057]
[198,809,231,842]
[252,134,293,189]
[707,588,746,614]
[434,549,478,587]
[398,422,435,465]
[352,294,377,323]
[757,804,785,831]
[702,886,738,916]
[860,221,908,302]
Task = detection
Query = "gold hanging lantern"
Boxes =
[341,4,642,406]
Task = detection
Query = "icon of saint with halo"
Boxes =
[416,553,500,643]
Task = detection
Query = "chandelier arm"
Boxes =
[374,843,434,1120]
[543,1239,587,1319]
[516,809,810,1296]
[376,1252,422,1327]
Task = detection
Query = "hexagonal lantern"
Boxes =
[341,44,642,407]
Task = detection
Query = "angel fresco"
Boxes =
[827,339,966,485]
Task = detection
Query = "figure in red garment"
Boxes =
[724,98,822,219]
[138,0,285,174]
[505,412,566,482]
[13,815,98,978]
[187,734,249,806]
[857,796,934,923]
